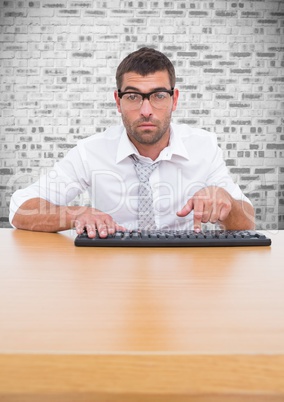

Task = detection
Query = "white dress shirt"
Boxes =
[9,123,251,230]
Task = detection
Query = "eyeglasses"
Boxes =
[118,88,174,110]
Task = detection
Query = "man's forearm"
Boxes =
[12,198,80,232]
[220,199,255,230]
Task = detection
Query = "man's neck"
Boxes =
[129,132,171,161]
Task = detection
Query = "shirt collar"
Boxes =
[116,124,190,164]
[159,124,190,161]
[116,128,140,164]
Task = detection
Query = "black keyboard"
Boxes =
[74,230,271,247]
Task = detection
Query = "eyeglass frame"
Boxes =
[117,87,175,108]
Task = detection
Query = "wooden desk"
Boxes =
[0,228,283,402]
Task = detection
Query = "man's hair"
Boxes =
[116,47,176,90]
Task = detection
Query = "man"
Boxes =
[9,47,255,237]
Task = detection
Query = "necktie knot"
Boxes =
[133,159,159,182]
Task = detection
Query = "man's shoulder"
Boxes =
[172,124,217,147]
[77,125,124,146]
[172,123,214,138]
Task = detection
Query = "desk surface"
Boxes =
[0,228,283,401]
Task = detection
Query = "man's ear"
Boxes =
[172,88,179,112]
[114,91,122,113]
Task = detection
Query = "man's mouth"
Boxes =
[138,123,156,128]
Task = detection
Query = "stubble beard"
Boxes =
[122,113,172,146]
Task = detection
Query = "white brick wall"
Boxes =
[0,0,283,229]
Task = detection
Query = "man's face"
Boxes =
[114,71,179,150]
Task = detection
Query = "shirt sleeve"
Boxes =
[206,135,252,205]
[9,145,89,226]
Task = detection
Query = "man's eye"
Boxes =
[127,94,140,101]
[153,92,166,100]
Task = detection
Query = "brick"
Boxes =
[267,144,284,150]
[215,10,237,17]
[230,68,252,74]
[230,168,251,174]
[231,52,252,58]
[257,19,278,25]
[203,68,224,74]
[69,1,93,7]
[42,1,67,7]
[256,52,276,58]
[163,10,185,16]
[188,11,209,17]
[3,11,27,18]
[71,52,93,58]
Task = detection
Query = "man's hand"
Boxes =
[74,207,126,238]
[12,198,126,236]
[176,186,254,232]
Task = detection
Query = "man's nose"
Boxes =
[139,98,153,117]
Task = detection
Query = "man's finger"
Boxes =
[103,216,117,234]
[84,223,97,238]
[74,220,87,235]
[201,199,213,223]
[208,202,221,224]
[193,199,204,232]
[219,202,231,222]
[115,223,127,232]
[176,198,193,217]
